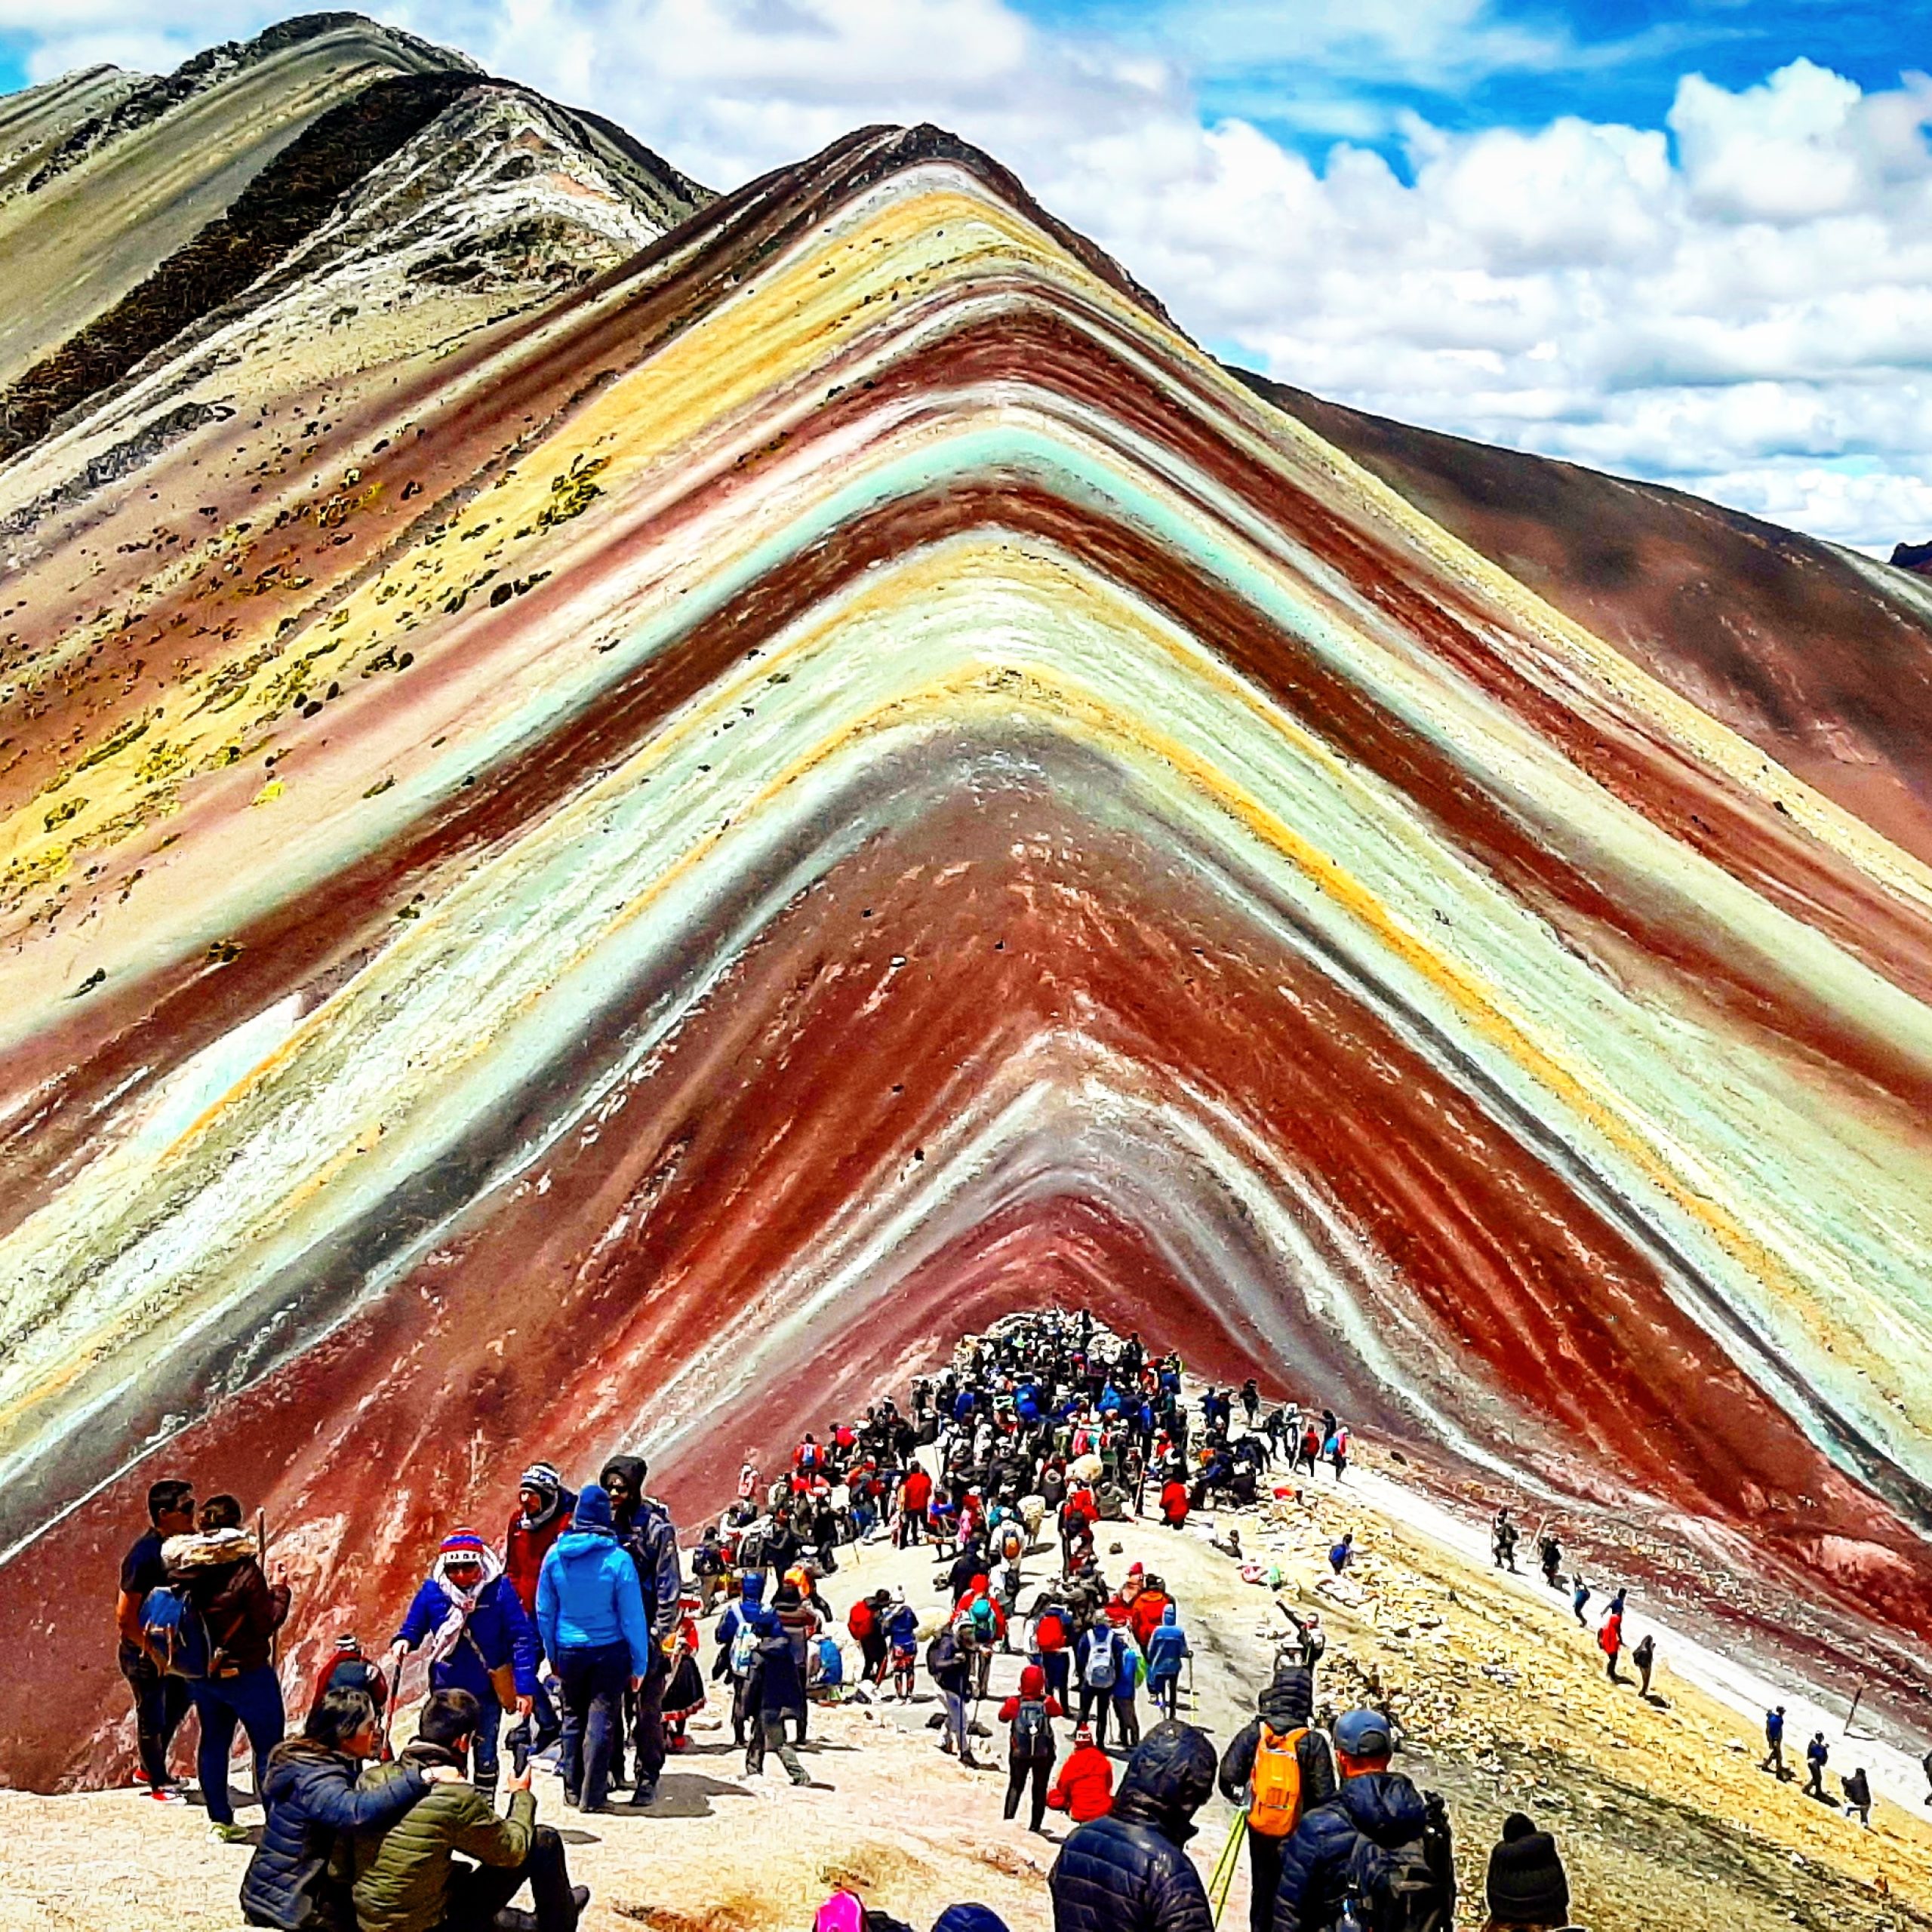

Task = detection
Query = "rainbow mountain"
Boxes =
[3,14,1932,1787]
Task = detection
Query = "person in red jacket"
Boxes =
[1159,1477,1189,1529]
[1044,1722,1114,1824]
[503,1461,574,1757]
[1128,1581,1172,1651]
[999,1663,1063,1832]
[896,1465,934,1547]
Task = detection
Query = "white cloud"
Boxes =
[11,0,1932,551]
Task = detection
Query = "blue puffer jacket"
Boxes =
[536,1512,653,1678]
[1144,1607,1188,1684]
[1271,1770,1429,1932]
[239,1738,428,1930]
[1049,1722,1217,1932]
[393,1571,539,1705]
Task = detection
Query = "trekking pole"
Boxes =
[1207,1809,1247,1927]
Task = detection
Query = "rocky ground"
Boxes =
[8,1359,1932,1932]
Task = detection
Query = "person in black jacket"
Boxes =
[1048,1720,1217,1932]
[1272,1709,1451,1932]
[600,1454,681,1808]
[1217,1666,1336,1932]
[1483,1812,1569,1929]
[240,1686,448,1932]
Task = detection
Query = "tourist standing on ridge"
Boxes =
[1000,1663,1063,1832]
[239,1684,446,1930]
[1762,1706,1788,1778]
[1048,1722,1218,1932]
[1537,1530,1561,1591]
[1598,1602,1624,1683]
[1571,1577,1591,1626]
[1491,1508,1518,1573]
[351,1687,588,1932]
[387,1530,538,1805]
[115,1475,195,1801]
[170,1493,291,1843]
[1483,1811,1571,1930]
[1217,1663,1337,1932]
[534,1483,652,1815]
[599,1454,681,1807]
[504,1463,574,1761]
[1631,1632,1656,1698]
[1805,1731,1830,1800]
[1271,1707,1455,1932]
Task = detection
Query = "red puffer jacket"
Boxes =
[1046,1743,1115,1822]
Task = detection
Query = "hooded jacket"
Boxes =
[350,1742,536,1932]
[601,1454,683,1644]
[1271,1770,1431,1932]
[998,1663,1066,1731]
[393,1571,538,1705]
[534,1485,654,1678]
[1484,1814,1570,1927]
[1143,1606,1188,1681]
[1047,1743,1116,1823]
[1217,1667,1335,1812]
[1048,1722,1217,1932]
[239,1738,428,1931]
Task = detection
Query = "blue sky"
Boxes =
[5,0,1932,547]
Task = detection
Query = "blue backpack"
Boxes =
[140,1585,212,1679]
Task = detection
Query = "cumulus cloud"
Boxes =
[13,0,1932,551]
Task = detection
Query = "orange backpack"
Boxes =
[1248,1723,1308,1838]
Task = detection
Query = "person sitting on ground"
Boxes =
[240,1686,444,1932]
[170,1494,291,1843]
[1326,1533,1352,1577]
[1483,1810,1570,1930]
[1046,1723,1115,1825]
[1217,1664,1336,1932]
[1048,1721,1218,1932]
[389,1529,537,1805]
[1271,1707,1454,1932]
[116,1475,196,1803]
[352,1687,587,1932]
[1000,1663,1063,1832]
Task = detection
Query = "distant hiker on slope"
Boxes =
[1842,1765,1873,1829]
[1491,1508,1518,1574]
[1570,1577,1590,1627]
[1537,1531,1561,1590]
[1327,1533,1353,1577]
[1598,1603,1624,1683]
[115,1475,195,1802]
[1761,1705,1788,1778]
[1048,1722,1218,1932]
[1804,1731,1829,1800]
[1631,1632,1656,1698]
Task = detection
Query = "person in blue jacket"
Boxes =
[535,1483,653,1814]
[1144,1603,1190,1721]
[386,1529,537,1803]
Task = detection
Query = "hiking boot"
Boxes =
[628,1779,657,1807]
[208,1821,251,1844]
[787,1764,812,1787]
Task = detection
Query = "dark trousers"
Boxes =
[436,1822,577,1930]
[119,1642,189,1789]
[1112,1692,1140,1751]
[189,1667,285,1823]
[1247,1825,1286,1932]
[748,1704,807,1781]
[614,1654,666,1790]
[1075,1685,1110,1747]
[1041,1650,1070,1706]
[1149,1672,1180,1719]
[1004,1756,1051,1829]
[556,1642,630,1811]
[859,1632,888,1681]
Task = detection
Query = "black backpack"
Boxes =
[926,1629,959,1681]
[1011,1698,1054,1761]
[1343,1794,1454,1932]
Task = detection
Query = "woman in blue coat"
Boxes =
[1144,1602,1189,1719]
[387,1529,538,1800]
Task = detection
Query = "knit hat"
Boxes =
[520,1462,561,1496]
[439,1530,488,1558]
[334,1632,361,1654]
[572,1484,615,1532]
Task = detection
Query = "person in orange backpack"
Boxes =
[1045,1721,1115,1824]
[1216,1664,1336,1932]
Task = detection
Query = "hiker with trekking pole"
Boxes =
[1216,1663,1336,1932]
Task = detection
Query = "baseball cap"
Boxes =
[1334,1708,1394,1757]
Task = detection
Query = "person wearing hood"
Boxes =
[886,1588,921,1700]
[1046,1723,1115,1825]
[388,1530,539,1804]
[1048,1721,1217,1932]
[240,1686,445,1932]
[1272,1708,1453,1932]
[599,1453,681,1806]
[1143,1605,1189,1721]
[505,1463,575,1761]
[169,1497,292,1841]
[745,1578,811,1786]
[1483,1811,1570,1929]
[1217,1666,1336,1932]
[999,1663,1064,1832]
[534,1484,653,1814]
